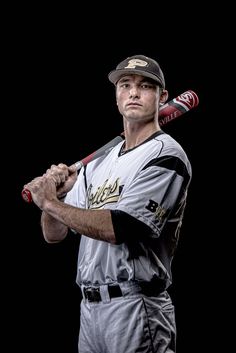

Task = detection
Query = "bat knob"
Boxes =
[21,189,32,203]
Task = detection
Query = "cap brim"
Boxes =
[108,69,164,87]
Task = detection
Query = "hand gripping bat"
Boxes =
[22,90,199,203]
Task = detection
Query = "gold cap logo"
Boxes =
[125,59,148,69]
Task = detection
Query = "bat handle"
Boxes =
[21,189,32,203]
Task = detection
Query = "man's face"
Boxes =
[116,74,160,123]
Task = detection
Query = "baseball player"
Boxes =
[24,55,192,352]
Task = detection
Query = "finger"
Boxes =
[68,164,78,174]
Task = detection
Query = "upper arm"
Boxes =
[115,155,191,236]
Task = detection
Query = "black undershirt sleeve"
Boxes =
[110,209,152,244]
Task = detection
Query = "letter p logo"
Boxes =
[125,59,148,69]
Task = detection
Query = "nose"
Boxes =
[129,86,139,98]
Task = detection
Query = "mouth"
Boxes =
[126,102,142,108]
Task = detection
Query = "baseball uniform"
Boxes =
[65,130,192,352]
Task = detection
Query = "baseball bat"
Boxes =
[22,89,199,203]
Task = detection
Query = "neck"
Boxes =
[123,122,161,151]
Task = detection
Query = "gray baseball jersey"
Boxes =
[65,131,192,288]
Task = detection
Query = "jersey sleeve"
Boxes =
[115,155,191,237]
[64,167,87,209]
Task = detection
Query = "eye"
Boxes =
[120,83,129,88]
[141,84,154,89]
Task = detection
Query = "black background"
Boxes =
[5,5,222,353]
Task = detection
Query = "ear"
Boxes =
[160,89,168,105]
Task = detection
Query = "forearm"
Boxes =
[43,199,116,244]
[41,210,69,243]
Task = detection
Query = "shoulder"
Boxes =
[155,132,189,161]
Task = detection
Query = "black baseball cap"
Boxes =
[108,55,165,88]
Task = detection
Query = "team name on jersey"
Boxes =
[87,178,121,209]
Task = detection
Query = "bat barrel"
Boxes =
[159,90,199,126]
